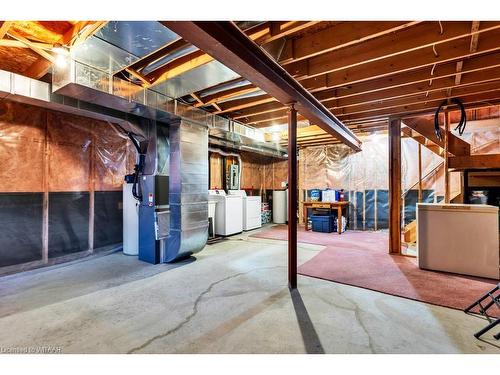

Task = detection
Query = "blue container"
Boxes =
[311,214,334,233]
[310,189,321,201]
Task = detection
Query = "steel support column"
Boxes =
[288,104,298,289]
[389,117,402,254]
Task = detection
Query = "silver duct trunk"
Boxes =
[167,119,209,261]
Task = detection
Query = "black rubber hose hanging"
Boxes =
[434,98,467,141]
[127,132,146,202]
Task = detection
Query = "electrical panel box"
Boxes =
[229,164,240,190]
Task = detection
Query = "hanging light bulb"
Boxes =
[55,53,67,68]
[52,43,69,56]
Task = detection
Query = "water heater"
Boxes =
[123,182,139,255]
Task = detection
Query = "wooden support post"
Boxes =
[418,143,423,203]
[444,110,451,203]
[42,113,49,263]
[298,150,304,225]
[288,104,298,289]
[389,118,402,254]
[88,124,96,253]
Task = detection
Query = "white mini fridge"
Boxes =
[417,203,499,279]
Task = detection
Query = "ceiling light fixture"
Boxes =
[52,43,69,56]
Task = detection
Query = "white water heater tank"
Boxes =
[273,190,288,224]
[123,183,139,256]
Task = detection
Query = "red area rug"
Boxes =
[251,225,499,315]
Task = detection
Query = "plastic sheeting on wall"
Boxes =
[0,100,137,272]
[299,122,499,231]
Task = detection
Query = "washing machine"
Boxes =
[208,190,243,236]
[228,190,262,231]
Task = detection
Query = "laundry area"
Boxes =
[0,15,500,361]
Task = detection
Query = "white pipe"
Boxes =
[209,147,242,189]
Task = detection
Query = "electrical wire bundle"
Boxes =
[434,98,467,141]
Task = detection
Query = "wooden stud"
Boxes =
[88,124,96,253]
[389,118,402,255]
[42,112,49,263]
[418,143,423,203]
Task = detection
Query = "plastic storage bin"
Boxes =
[311,214,334,233]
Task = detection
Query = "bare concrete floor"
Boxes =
[0,228,498,354]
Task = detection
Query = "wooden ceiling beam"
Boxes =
[190,92,203,103]
[23,58,53,79]
[299,28,500,93]
[339,91,500,122]
[287,22,500,80]
[283,134,334,142]
[451,21,481,95]
[0,21,13,39]
[254,89,500,128]
[233,101,285,119]
[219,51,500,120]
[194,84,261,108]
[313,52,500,99]
[258,21,321,44]
[237,66,500,122]
[279,21,421,64]
[125,67,150,86]
[252,115,307,128]
[147,22,274,86]
[244,109,289,124]
[129,38,188,74]
[242,78,500,126]
[164,22,361,150]
[334,80,500,118]
[70,21,107,48]
[449,154,500,170]
[0,39,53,49]
[145,49,213,84]
[19,21,107,80]
[328,68,500,110]
[6,30,55,62]
[194,77,247,96]
[216,94,277,114]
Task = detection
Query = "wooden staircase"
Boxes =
[402,116,471,157]
[403,189,462,243]
[401,127,445,157]
[401,115,472,243]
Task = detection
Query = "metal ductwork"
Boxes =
[166,119,209,261]
[51,60,212,262]
[209,126,286,159]
[1,51,285,263]
[52,59,179,125]
[0,69,145,136]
